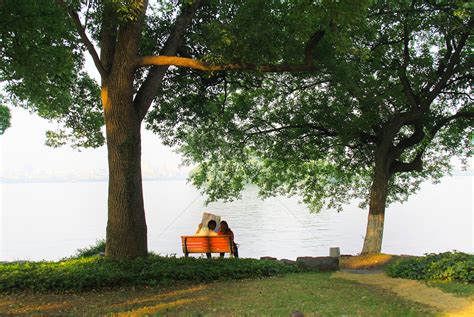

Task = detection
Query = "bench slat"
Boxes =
[181,235,234,256]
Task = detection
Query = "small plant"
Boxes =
[72,239,106,258]
[385,251,474,283]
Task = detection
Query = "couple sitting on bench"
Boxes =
[193,220,239,258]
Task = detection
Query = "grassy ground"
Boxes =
[335,272,473,317]
[1,254,471,316]
[425,280,474,297]
[0,272,436,316]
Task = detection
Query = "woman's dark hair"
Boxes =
[219,221,230,233]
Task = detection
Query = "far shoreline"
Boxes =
[1,170,471,184]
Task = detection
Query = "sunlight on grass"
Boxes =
[0,273,439,315]
[447,302,474,317]
[0,300,15,310]
[10,302,73,315]
[335,272,473,316]
[340,254,394,269]
[109,285,208,308]
[116,296,208,316]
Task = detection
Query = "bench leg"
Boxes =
[206,253,211,259]
[233,244,239,258]
[185,252,189,258]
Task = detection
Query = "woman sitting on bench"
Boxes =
[218,221,239,258]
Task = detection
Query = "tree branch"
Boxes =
[55,0,107,78]
[387,110,423,135]
[390,111,474,174]
[137,56,320,73]
[134,0,204,121]
[389,121,424,161]
[423,19,472,105]
[402,22,410,67]
[440,91,474,101]
[398,69,420,109]
[247,124,336,137]
[436,33,453,76]
[397,22,420,110]
[99,3,118,77]
[430,111,474,137]
[305,30,325,65]
[390,154,423,174]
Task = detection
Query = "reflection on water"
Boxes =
[1,176,472,261]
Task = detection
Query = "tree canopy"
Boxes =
[1,0,373,258]
[152,0,473,253]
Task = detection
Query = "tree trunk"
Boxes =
[103,84,148,258]
[102,42,147,258]
[361,150,390,255]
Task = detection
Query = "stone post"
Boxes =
[329,247,340,258]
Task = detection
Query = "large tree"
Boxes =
[152,0,473,254]
[0,0,367,258]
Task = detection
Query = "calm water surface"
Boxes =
[1,176,472,261]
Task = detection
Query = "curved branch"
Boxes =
[390,154,423,174]
[391,111,474,174]
[423,19,472,105]
[398,70,420,109]
[55,0,107,78]
[430,111,474,137]
[137,56,319,73]
[135,21,325,121]
[247,124,336,137]
[389,121,425,161]
[305,30,325,65]
[134,0,204,120]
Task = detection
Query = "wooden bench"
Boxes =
[181,235,237,257]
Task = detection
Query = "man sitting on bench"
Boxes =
[195,220,218,258]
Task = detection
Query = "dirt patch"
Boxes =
[334,272,474,317]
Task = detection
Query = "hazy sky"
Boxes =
[0,106,187,180]
[0,53,191,180]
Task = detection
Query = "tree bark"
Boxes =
[103,81,147,258]
[361,148,390,255]
[102,19,147,259]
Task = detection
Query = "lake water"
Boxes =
[1,176,472,261]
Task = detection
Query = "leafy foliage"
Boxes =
[150,1,473,215]
[0,0,104,148]
[0,104,11,135]
[385,252,474,282]
[0,255,300,292]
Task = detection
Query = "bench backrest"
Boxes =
[181,235,233,254]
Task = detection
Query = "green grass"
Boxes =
[159,273,434,317]
[0,273,436,316]
[426,280,474,297]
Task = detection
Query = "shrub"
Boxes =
[385,251,474,283]
[0,255,301,292]
[72,239,106,258]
